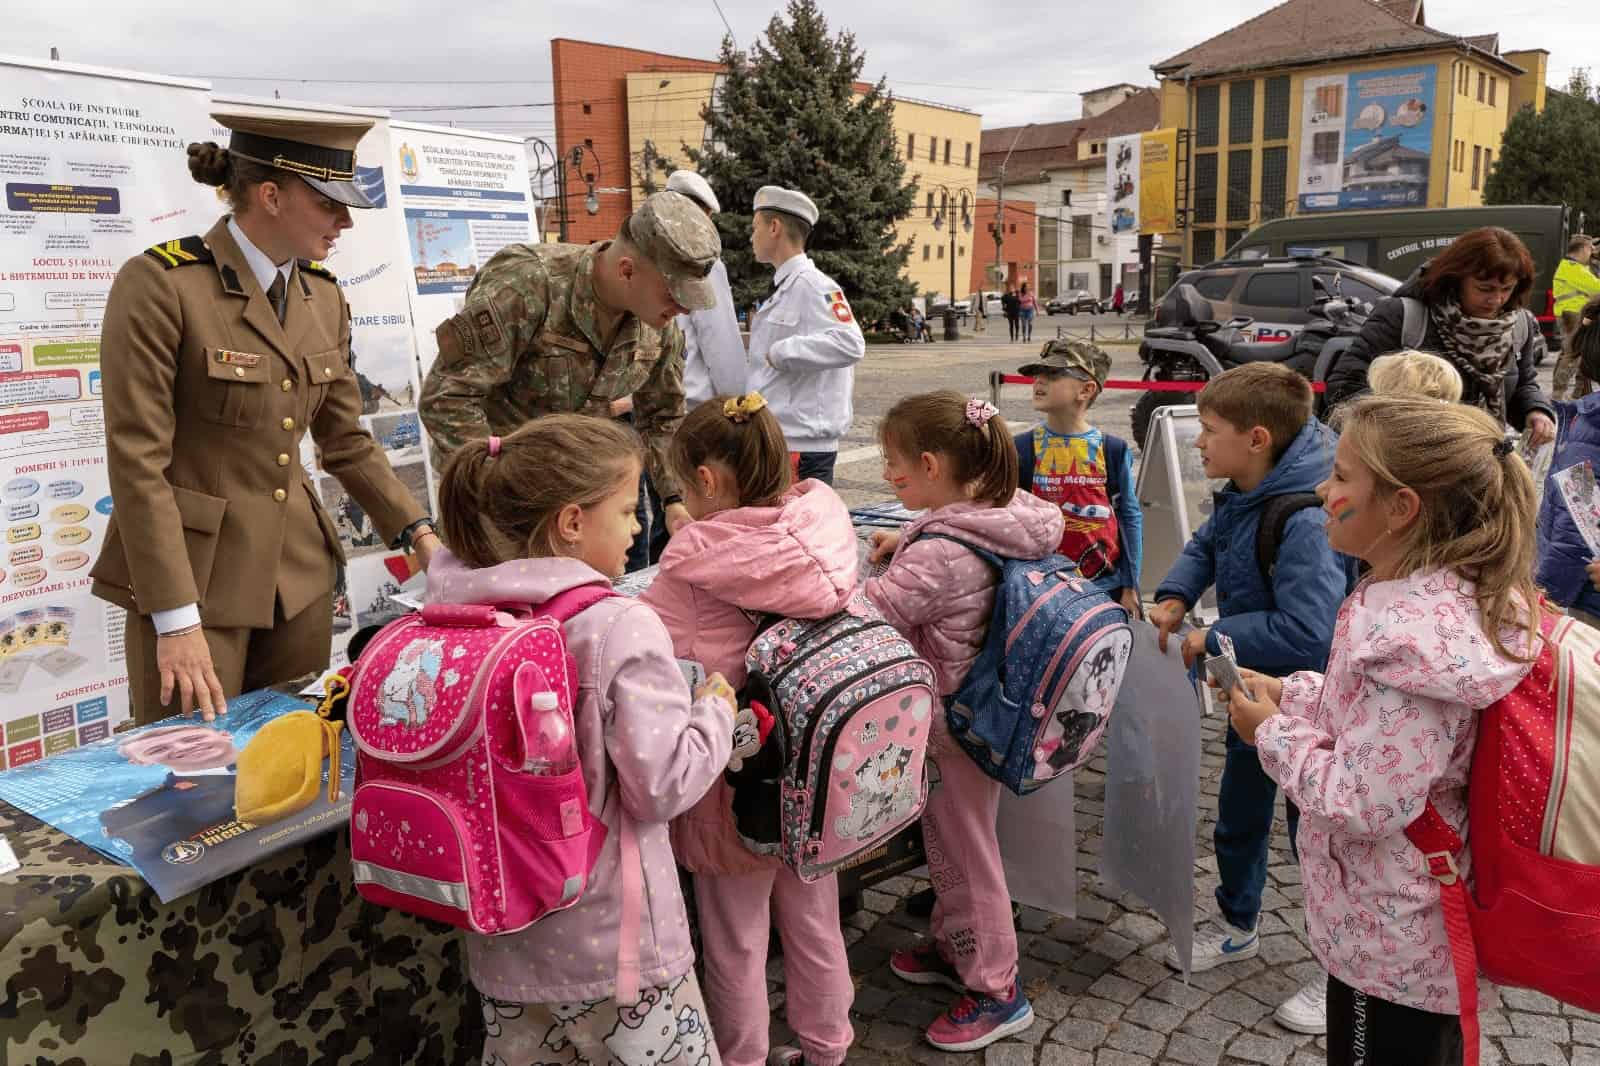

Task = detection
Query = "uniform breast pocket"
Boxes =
[202,350,272,428]
[304,347,350,419]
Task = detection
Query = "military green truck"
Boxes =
[1221,204,1572,348]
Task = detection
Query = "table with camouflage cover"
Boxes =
[0,763,482,1064]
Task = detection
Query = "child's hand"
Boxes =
[1587,558,1600,592]
[1118,587,1143,618]
[1180,627,1209,668]
[1206,667,1284,708]
[1149,598,1186,652]
[868,530,901,564]
[694,672,736,716]
[1217,678,1281,746]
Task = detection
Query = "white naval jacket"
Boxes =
[746,253,866,452]
[678,259,747,406]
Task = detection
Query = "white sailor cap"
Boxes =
[665,170,720,214]
[754,185,818,227]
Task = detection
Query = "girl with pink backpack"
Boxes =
[429,415,736,1066]
[1220,397,1542,1066]
[640,392,860,1066]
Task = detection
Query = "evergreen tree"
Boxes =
[1485,72,1600,229]
[672,0,917,325]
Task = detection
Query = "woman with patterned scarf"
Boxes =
[1326,226,1557,448]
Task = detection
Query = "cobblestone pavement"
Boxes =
[765,334,1593,1065]
[763,708,1599,1065]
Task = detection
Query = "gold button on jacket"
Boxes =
[90,217,427,630]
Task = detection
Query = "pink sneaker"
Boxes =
[925,980,1035,1052]
[889,942,962,991]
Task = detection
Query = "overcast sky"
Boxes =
[7,0,1593,136]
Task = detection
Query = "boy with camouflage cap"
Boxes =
[1016,339,1143,614]
[419,190,722,538]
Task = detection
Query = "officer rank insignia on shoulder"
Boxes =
[298,260,337,282]
[143,236,213,268]
[823,289,854,324]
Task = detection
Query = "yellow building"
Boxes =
[620,71,981,301]
[1151,0,1547,265]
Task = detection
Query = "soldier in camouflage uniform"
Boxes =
[420,191,722,535]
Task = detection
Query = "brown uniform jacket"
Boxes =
[90,217,426,630]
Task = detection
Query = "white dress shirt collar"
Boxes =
[227,216,294,294]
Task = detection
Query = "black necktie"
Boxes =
[266,273,288,324]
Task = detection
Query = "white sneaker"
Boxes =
[1274,978,1328,1035]
[1162,918,1259,972]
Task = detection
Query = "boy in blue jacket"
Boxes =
[1537,294,1600,628]
[1148,362,1350,1036]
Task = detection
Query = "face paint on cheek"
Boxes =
[889,475,910,490]
[1329,496,1358,523]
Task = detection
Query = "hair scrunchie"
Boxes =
[487,435,502,457]
[965,398,998,429]
[723,391,768,424]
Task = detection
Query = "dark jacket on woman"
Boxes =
[1325,272,1554,429]
[1002,292,1020,319]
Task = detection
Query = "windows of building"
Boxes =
[907,133,915,157]
[1263,76,1291,140]
[1472,145,1482,190]
[1192,230,1217,266]
[1071,215,1092,259]
[937,244,944,259]
[1229,79,1255,144]
[929,137,937,163]
[1196,84,1220,148]
[1068,271,1090,291]
[965,142,972,167]
[1194,153,1218,224]
[1484,148,1493,183]
[1489,77,1497,107]
[1477,71,1486,102]
[1227,149,1252,223]
[926,192,934,215]
[923,244,931,261]
[944,139,951,164]
[1062,189,1072,206]
[1260,146,1289,221]
[1039,215,1059,261]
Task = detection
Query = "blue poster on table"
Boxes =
[0,689,355,903]
[1297,63,1438,213]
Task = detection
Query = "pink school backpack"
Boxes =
[1406,610,1600,1066]
[346,588,645,987]
[729,598,939,882]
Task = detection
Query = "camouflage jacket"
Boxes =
[419,241,686,497]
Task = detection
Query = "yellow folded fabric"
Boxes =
[234,710,344,825]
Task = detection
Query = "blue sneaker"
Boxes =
[1162,918,1259,972]
[925,979,1035,1051]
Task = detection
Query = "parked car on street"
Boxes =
[1150,255,1396,343]
[1047,290,1103,315]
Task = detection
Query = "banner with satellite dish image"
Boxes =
[1297,64,1437,213]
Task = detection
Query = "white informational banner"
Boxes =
[209,96,433,664]
[1106,133,1141,237]
[0,56,216,757]
[388,121,537,378]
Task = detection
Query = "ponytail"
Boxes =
[671,392,791,506]
[436,415,643,569]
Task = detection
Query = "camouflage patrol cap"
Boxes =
[1019,338,1112,387]
[624,191,722,311]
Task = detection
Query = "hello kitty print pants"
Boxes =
[481,972,721,1066]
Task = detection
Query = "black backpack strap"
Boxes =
[1014,428,1036,491]
[1255,493,1324,585]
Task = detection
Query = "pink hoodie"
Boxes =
[1255,569,1534,1014]
[865,491,1064,695]
[641,479,859,875]
[426,550,733,1004]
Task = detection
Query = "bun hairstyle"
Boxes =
[879,389,1017,507]
[1334,394,1539,662]
[437,414,643,569]
[671,392,791,506]
[186,141,295,211]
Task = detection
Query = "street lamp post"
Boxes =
[992,123,1034,291]
[928,183,974,341]
[526,137,565,242]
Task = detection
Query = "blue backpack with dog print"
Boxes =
[921,535,1134,795]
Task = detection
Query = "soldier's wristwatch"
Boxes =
[392,517,437,554]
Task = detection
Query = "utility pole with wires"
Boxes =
[992,123,1033,291]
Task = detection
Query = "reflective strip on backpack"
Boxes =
[353,859,470,910]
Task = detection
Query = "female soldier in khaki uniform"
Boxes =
[91,113,438,724]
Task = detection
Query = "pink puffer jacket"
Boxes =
[641,479,859,875]
[864,492,1064,696]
